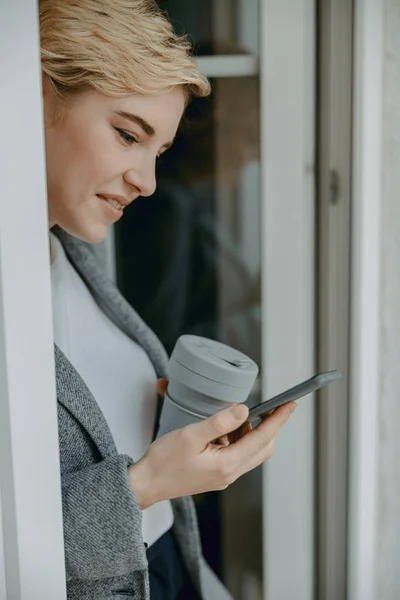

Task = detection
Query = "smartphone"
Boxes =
[246,370,341,425]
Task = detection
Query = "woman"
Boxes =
[41,1,296,598]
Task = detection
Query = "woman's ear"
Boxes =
[42,72,51,100]
[41,73,54,124]
[41,75,65,126]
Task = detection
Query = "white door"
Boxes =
[260,2,316,599]
[0,1,316,599]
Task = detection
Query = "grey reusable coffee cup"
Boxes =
[156,335,259,437]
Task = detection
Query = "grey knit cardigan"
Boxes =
[52,226,233,600]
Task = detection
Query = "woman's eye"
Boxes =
[115,128,139,145]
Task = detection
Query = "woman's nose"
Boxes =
[124,165,157,198]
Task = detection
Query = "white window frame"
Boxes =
[347,1,383,599]
[316,0,354,597]
[196,55,258,78]
[0,1,67,598]
[260,1,316,599]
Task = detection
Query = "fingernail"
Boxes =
[231,404,248,419]
[288,403,297,414]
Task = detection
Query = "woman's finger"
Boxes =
[156,378,168,397]
[227,422,252,444]
[210,434,230,447]
[220,402,296,470]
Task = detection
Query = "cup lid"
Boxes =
[170,335,259,389]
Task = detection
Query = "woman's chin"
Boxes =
[61,220,109,245]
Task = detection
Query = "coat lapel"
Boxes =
[54,343,117,458]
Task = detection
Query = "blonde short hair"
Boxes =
[39,0,211,102]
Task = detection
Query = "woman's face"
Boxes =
[43,84,185,243]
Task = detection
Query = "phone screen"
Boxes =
[246,370,341,425]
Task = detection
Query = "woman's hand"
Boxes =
[128,378,296,509]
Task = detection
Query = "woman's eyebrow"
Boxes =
[113,110,173,149]
[114,110,155,136]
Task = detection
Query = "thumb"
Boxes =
[189,404,249,448]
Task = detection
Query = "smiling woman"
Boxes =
[39,1,294,600]
[40,0,209,244]
[43,84,185,242]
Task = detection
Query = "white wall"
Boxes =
[376,2,400,597]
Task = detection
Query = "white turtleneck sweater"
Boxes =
[49,232,173,547]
